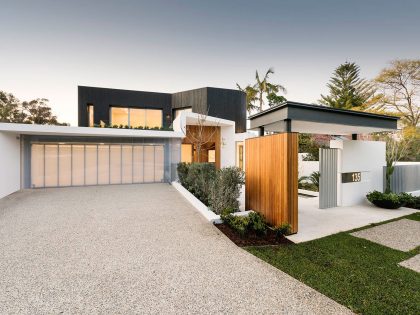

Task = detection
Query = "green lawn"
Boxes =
[246,212,420,315]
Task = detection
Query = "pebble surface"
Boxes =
[0,184,353,314]
[399,254,420,273]
[351,218,420,252]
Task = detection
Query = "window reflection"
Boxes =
[110,107,162,128]
[110,107,129,126]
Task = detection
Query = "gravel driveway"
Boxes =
[0,184,352,314]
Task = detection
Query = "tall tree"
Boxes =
[237,67,286,113]
[0,91,26,122]
[320,62,375,109]
[0,90,67,125]
[236,84,259,114]
[254,68,286,111]
[23,98,61,125]
[374,59,420,127]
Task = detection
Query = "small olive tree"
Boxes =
[208,167,245,214]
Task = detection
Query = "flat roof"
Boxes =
[0,123,184,138]
[248,101,399,135]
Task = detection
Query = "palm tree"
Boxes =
[255,68,287,111]
[236,83,259,114]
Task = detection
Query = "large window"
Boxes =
[181,144,192,163]
[111,107,129,126]
[110,107,162,128]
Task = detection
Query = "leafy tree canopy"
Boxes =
[237,67,287,114]
[0,91,67,125]
[320,61,375,109]
[374,59,420,128]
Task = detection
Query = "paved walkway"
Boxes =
[351,219,420,252]
[0,184,351,314]
[287,197,418,243]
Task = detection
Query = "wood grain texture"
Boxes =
[183,125,221,169]
[245,133,298,233]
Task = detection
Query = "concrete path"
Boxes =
[351,219,420,252]
[0,184,351,314]
[399,254,420,273]
[287,196,418,243]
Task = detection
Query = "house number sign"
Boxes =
[342,172,361,183]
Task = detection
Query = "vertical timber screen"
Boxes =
[245,133,298,233]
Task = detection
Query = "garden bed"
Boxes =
[215,223,293,247]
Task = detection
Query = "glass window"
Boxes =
[144,146,155,182]
[31,144,44,188]
[181,144,193,163]
[98,145,110,185]
[72,145,85,186]
[58,145,72,186]
[236,142,244,171]
[208,149,216,163]
[154,145,164,182]
[110,107,129,127]
[133,145,144,183]
[45,145,58,187]
[87,105,94,127]
[110,107,162,128]
[146,109,162,128]
[122,145,133,184]
[174,107,192,120]
[85,145,98,185]
[130,108,146,128]
[110,145,122,184]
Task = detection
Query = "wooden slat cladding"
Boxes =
[245,133,298,233]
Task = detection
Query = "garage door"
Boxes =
[31,143,165,188]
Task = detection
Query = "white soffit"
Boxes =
[0,123,184,138]
[264,120,397,135]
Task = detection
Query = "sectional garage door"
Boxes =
[30,143,164,188]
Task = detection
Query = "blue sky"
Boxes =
[1,0,419,125]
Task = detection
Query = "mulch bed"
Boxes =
[215,223,293,247]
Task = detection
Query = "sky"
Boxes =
[1,0,419,126]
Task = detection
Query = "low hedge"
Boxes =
[366,191,420,210]
[177,163,244,213]
[177,162,216,205]
[399,193,420,209]
[221,209,292,239]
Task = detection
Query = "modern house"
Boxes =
[0,86,247,199]
[1,85,411,235]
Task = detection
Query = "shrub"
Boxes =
[177,162,190,187]
[399,193,420,209]
[308,171,320,189]
[274,223,292,240]
[208,167,245,214]
[366,191,402,209]
[221,210,268,237]
[227,215,250,237]
[248,212,267,236]
[185,163,216,205]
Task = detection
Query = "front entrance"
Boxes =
[30,143,165,188]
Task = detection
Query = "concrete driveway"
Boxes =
[0,184,351,314]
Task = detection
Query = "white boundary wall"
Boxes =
[0,133,21,198]
[298,153,319,179]
[331,140,385,206]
